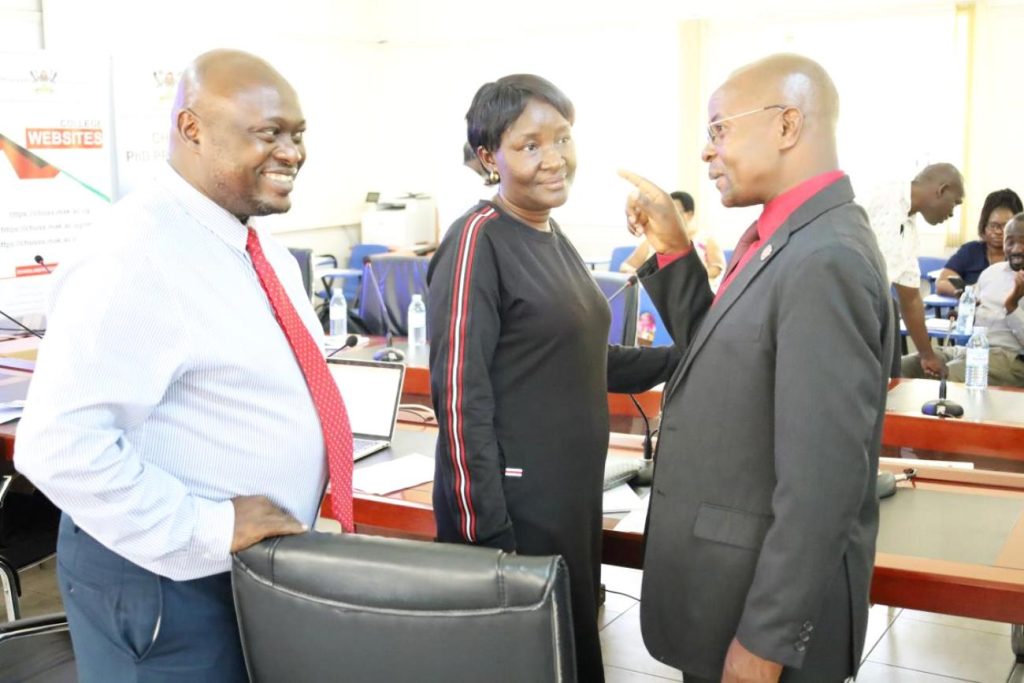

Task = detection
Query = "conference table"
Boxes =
[3,335,1024,654]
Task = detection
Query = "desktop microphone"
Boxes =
[921,318,963,418]
[33,255,52,274]
[373,332,406,363]
[364,261,407,363]
[0,308,43,338]
[877,468,917,499]
[921,371,963,418]
[606,274,638,304]
[326,334,359,358]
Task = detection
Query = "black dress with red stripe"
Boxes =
[427,201,678,682]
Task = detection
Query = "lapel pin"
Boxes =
[760,243,773,261]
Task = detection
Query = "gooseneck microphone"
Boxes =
[363,260,407,363]
[921,317,963,418]
[606,274,638,304]
[921,372,964,418]
[326,334,359,358]
[628,393,656,486]
[34,255,52,274]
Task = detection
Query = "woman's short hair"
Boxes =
[976,188,1023,237]
[466,74,575,153]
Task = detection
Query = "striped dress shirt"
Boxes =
[15,164,326,581]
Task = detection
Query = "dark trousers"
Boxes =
[56,514,248,683]
[890,292,903,378]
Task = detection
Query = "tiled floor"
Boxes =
[12,559,1024,682]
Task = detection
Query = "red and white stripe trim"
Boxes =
[503,467,523,478]
[444,206,497,542]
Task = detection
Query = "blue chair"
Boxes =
[357,254,430,336]
[344,244,389,304]
[608,245,636,273]
[637,285,673,347]
[918,256,946,293]
[592,271,638,345]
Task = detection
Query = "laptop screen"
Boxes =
[326,358,405,440]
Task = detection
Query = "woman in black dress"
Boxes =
[427,74,677,681]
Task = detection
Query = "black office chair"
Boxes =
[232,532,576,682]
[0,612,76,682]
[357,254,431,336]
[0,473,60,621]
[286,247,314,299]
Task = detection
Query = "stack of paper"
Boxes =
[353,453,434,495]
[0,400,25,425]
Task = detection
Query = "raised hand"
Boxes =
[618,169,691,255]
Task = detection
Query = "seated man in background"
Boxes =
[864,163,964,377]
[620,191,725,280]
[935,188,1022,296]
[902,212,1024,386]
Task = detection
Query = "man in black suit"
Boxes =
[621,53,892,682]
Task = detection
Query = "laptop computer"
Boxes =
[326,357,406,460]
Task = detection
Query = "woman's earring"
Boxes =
[487,169,500,185]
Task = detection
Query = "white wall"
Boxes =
[692,5,966,253]
[0,0,41,50]
[25,0,1024,263]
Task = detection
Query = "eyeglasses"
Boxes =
[706,104,788,144]
[986,221,1007,233]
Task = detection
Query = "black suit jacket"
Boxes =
[638,177,893,679]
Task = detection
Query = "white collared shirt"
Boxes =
[15,164,326,581]
[975,261,1024,352]
[863,181,921,288]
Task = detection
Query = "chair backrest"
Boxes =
[287,247,314,299]
[592,271,638,345]
[608,245,636,273]
[0,613,75,682]
[918,255,947,293]
[232,532,576,683]
[356,254,430,336]
[0,474,60,621]
[344,243,390,303]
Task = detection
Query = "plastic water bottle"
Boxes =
[408,294,427,347]
[329,288,347,337]
[964,326,989,390]
[955,285,976,336]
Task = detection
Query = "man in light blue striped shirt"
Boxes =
[16,49,329,682]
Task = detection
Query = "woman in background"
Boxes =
[427,74,676,682]
[936,188,1021,296]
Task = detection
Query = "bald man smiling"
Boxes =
[620,54,892,682]
[16,50,347,681]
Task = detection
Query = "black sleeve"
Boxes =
[638,249,715,350]
[427,220,516,551]
[607,344,681,394]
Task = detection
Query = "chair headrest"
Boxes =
[232,532,564,612]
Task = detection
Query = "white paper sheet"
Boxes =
[0,400,25,425]
[603,483,642,514]
[353,453,434,495]
[613,493,651,533]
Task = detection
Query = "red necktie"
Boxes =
[714,221,761,303]
[246,227,354,532]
